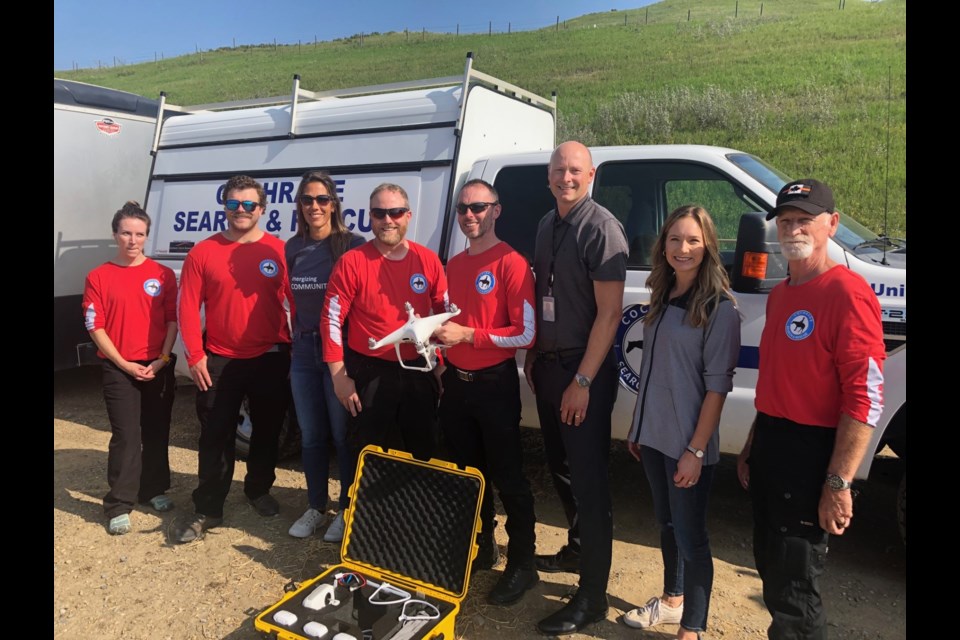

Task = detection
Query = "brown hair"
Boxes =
[111,200,151,234]
[222,175,267,209]
[294,171,353,262]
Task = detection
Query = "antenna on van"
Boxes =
[881,65,891,266]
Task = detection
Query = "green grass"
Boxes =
[58,0,906,236]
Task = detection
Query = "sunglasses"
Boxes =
[298,194,336,207]
[370,207,410,220]
[224,199,259,213]
[455,201,498,215]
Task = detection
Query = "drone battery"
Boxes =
[255,446,485,640]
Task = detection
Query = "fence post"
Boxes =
[489,21,492,36]
[298,40,301,53]
[556,16,559,32]
[646,7,649,24]
[456,24,459,36]
[508,22,511,34]
[760,3,764,16]
[687,9,691,21]
[360,32,364,47]
[422,27,425,41]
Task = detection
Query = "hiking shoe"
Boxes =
[323,511,345,543]
[173,513,223,544]
[108,514,131,535]
[146,495,174,513]
[488,564,539,605]
[249,493,280,517]
[289,508,325,538]
[623,596,683,629]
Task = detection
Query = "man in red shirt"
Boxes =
[174,175,293,543]
[323,183,448,465]
[433,179,538,605]
[737,179,886,639]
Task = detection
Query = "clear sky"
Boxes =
[54,0,657,71]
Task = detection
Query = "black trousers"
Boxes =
[193,348,290,518]
[749,413,835,640]
[346,349,441,464]
[438,360,537,567]
[532,349,618,598]
[101,358,176,519]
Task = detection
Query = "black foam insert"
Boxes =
[346,453,481,594]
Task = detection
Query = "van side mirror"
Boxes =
[731,212,788,293]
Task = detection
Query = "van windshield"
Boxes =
[726,152,904,262]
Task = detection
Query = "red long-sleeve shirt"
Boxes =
[444,241,535,370]
[323,241,448,362]
[177,233,292,366]
[755,266,885,428]
[83,259,177,361]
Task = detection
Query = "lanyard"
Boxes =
[547,213,570,295]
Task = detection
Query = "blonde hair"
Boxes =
[645,205,736,328]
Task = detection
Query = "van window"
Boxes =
[493,164,554,265]
[593,161,766,269]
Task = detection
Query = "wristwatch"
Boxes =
[686,445,704,459]
[825,473,852,491]
[574,373,592,388]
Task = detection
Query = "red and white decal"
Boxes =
[95,118,121,136]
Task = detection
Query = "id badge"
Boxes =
[542,296,556,322]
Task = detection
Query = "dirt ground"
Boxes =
[54,366,906,640]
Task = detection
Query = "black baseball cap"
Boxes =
[766,178,835,220]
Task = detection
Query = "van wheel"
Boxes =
[896,472,906,546]
[235,395,302,462]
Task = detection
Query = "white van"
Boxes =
[54,79,167,369]
[141,55,906,536]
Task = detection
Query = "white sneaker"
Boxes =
[288,508,325,538]
[323,511,346,543]
[623,596,683,629]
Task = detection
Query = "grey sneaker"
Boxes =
[289,508,325,538]
[623,596,683,629]
[323,511,345,543]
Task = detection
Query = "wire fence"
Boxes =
[59,0,858,72]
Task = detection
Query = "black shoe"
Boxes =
[249,493,280,517]
[488,565,539,605]
[536,592,608,636]
[535,545,580,574]
[174,513,223,544]
[472,537,500,572]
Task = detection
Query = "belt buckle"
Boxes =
[456,369,475,382]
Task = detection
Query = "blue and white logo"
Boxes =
[614,303,650,393]
[259,259,279,277]
[143,278,162,297]
[410,273,428,294]
[785,310,815,341]
[475,271,496,295]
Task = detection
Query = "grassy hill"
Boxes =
[58,0,906,236]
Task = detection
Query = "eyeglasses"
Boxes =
[298,194,336,207]
[370,207,410,220]
[455,202,498,215]
[224,199,259,212]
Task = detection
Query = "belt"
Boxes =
[293,330,319,340]
[452,359,514,383]
[535,348,585,362]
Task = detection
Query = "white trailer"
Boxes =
[53,79,165,369]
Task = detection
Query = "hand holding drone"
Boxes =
[367,302,461,372]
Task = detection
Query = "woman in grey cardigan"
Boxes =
[622,205,741,640]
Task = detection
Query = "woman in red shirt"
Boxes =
[82,201,179,535]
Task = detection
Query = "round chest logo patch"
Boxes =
[410,273,428,294]
[785,310,815,341]
[143,278,162,297]
[475,271,496,295]
[259,259,279,277]
[613,303,650,393]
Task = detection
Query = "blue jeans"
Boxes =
[290,332,353,510]
[641,446,715,632]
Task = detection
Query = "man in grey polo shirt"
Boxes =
[524,140,628,635]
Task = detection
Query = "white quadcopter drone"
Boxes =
[368,301,461,372]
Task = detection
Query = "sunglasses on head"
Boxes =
[224,199,259,213]
[370,207,409,220]
[455,201,498,215]
[298,194,336,207]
